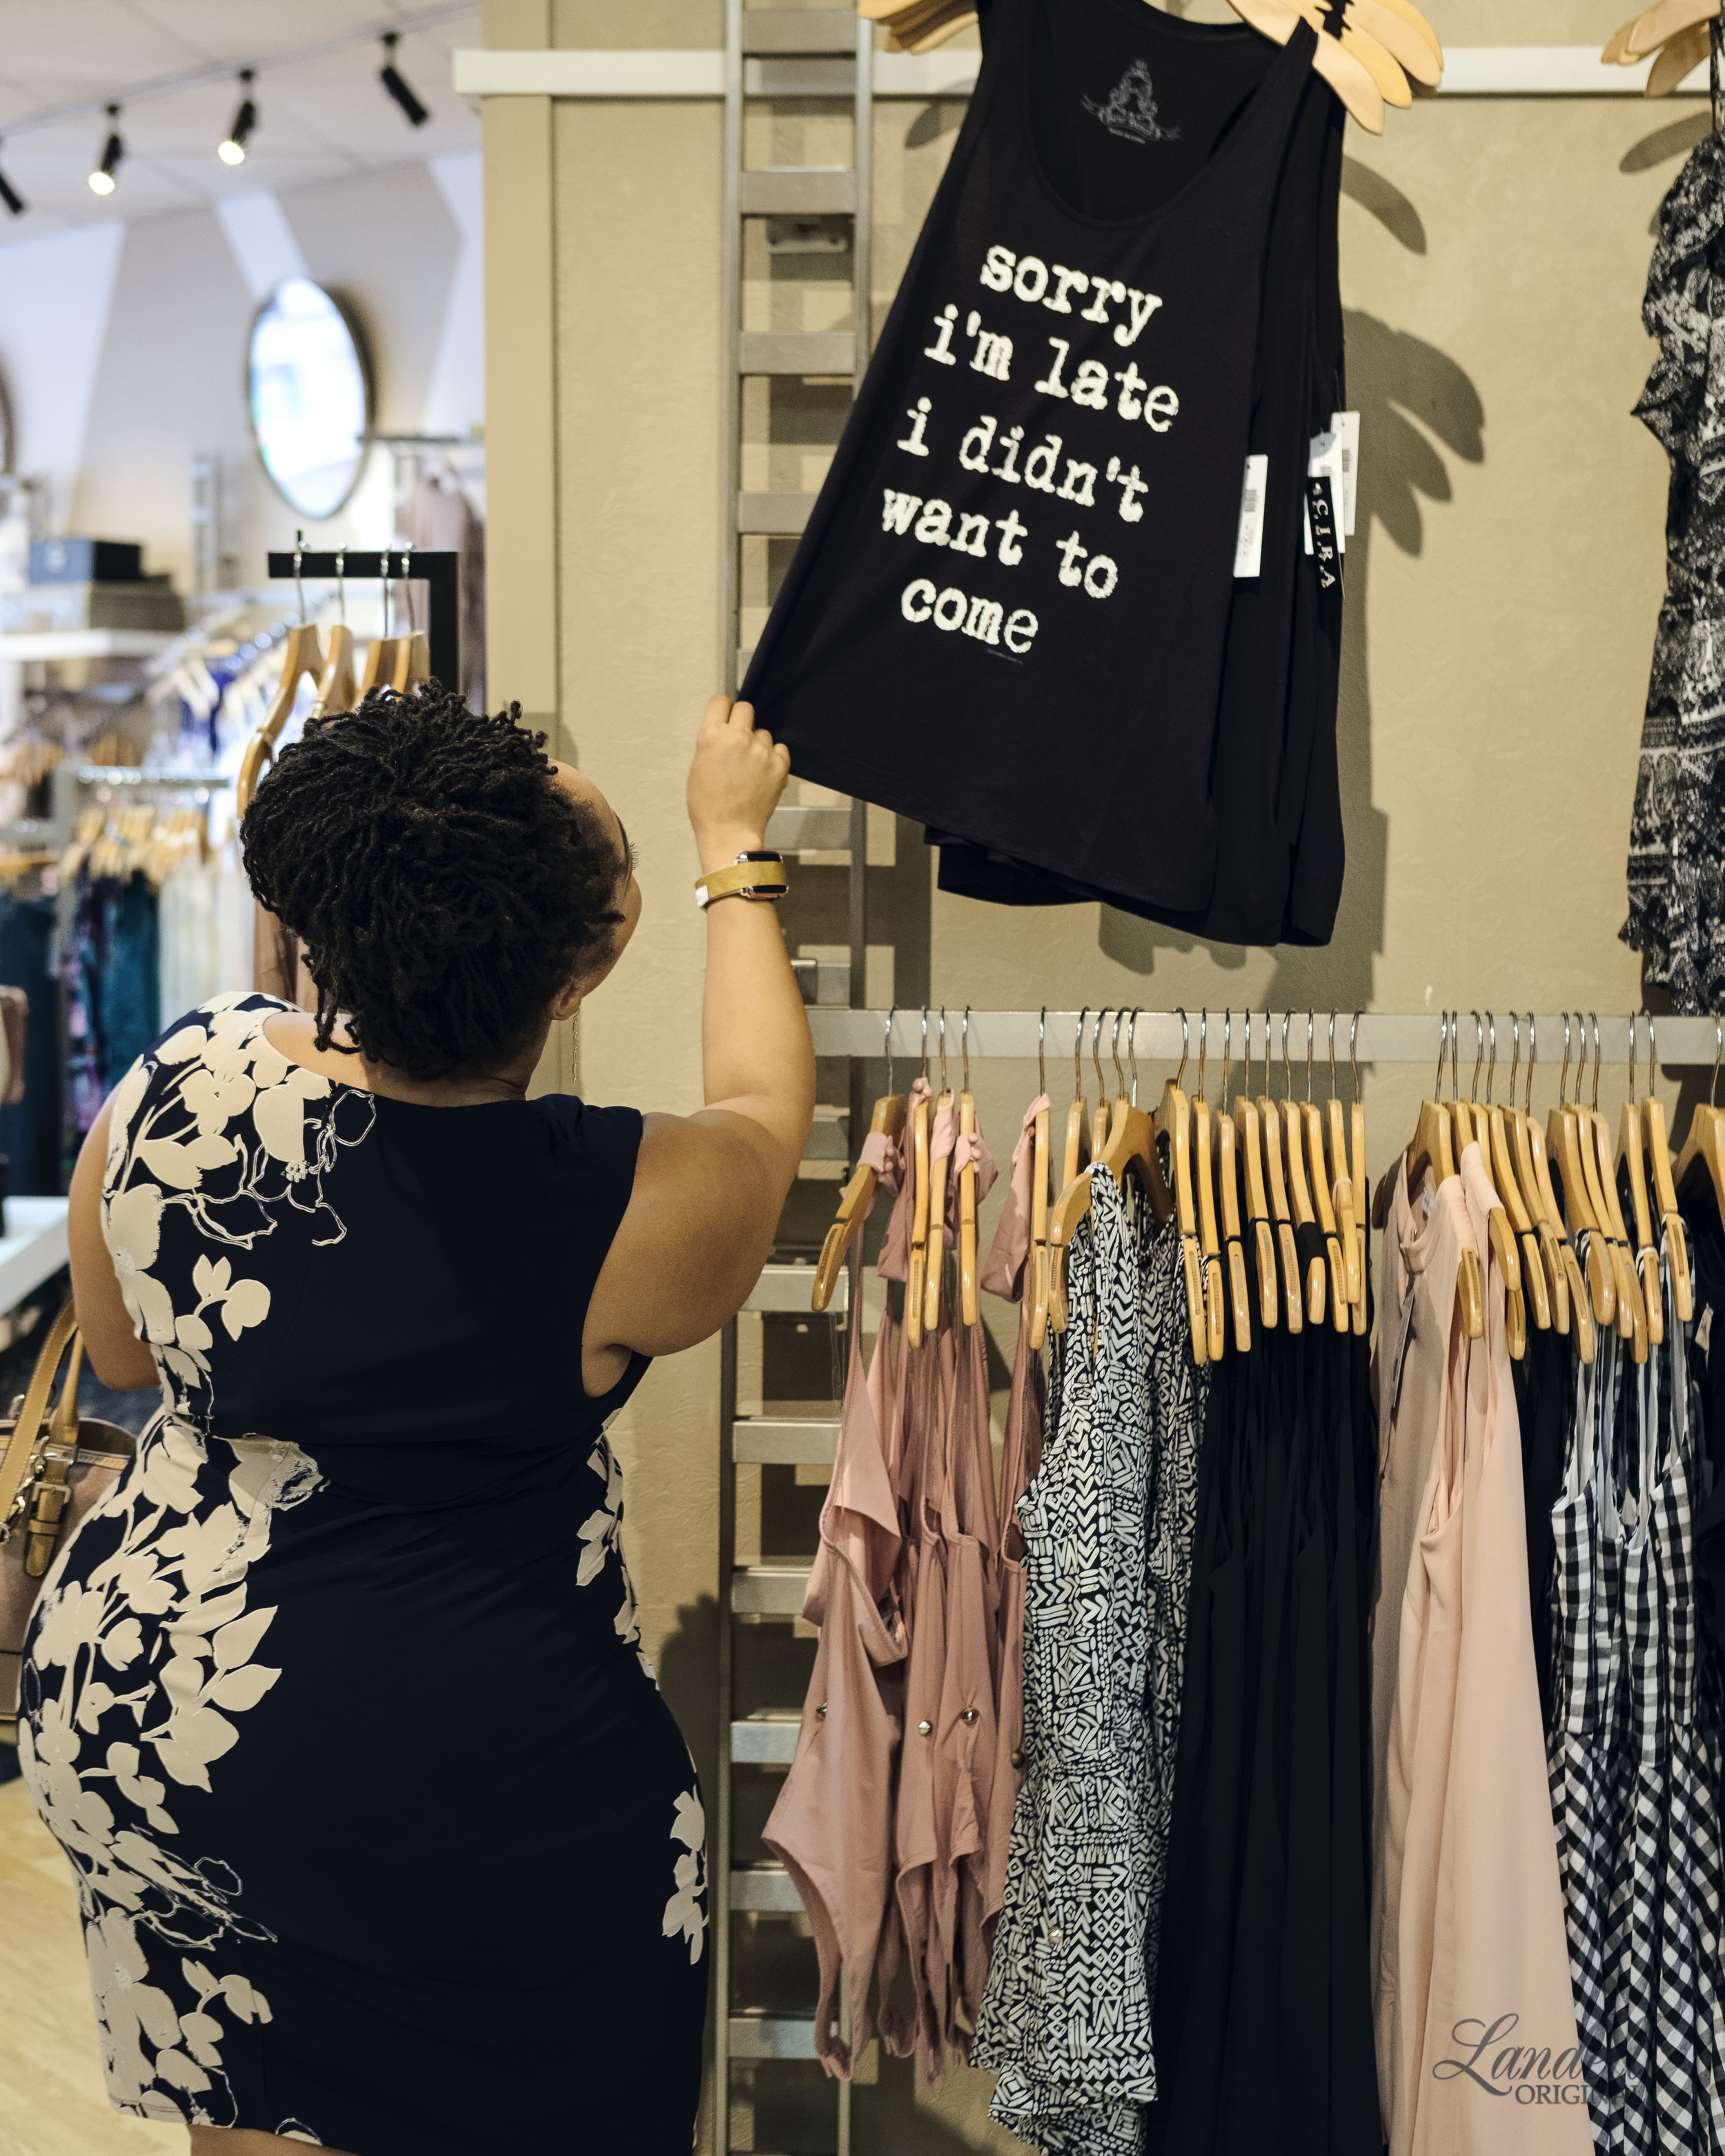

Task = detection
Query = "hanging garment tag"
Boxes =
[1330,410,1361,535]
[1234,454,1269,580]
[1305,476,1341,592]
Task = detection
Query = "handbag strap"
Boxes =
[0,1300,82,1537]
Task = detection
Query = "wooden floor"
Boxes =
[0,1776,182,2156]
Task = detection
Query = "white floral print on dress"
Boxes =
[663,1786,709,1966]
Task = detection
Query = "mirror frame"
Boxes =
[244,279,375,520]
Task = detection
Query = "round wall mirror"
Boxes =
[246,278,373,519]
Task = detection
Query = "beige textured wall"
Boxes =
[482,1,1700,2146]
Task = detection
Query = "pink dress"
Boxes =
[763,1106,914,2077]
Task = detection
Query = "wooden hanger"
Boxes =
[1050,1011,1094,1334]
[1296,1016,1348,1331]
[1256,1017,1303,1333]
[1232,1016,1279,1333]
[923,1012,956,1337]
[1188,1014,1228,1361]
[1157,1012,1212,1360]
[1505,1014,1575,1342]
[1461,1013,1526,1347]
[1346,1013,1369,1338]
[391,630,431,692]
[1605,0,1717,61]
[1090,1011,1112,1163]
[1217,0,1390,131]
[956,1011,982,1327]
[1545,1016,1615,1331]
[1637,1016,1694,1323]
[905,1018,934,1349]
[1403,1014,1483,1342]
[236,622,324,816]
[1577,1016,1640,1345]
[1479,1016,1551,1333]
[1027,1011,1056,1352]
[813,1013,907,1312]
[1048,1071,1183,1344]
[1279,1018,1325,1329]
[1325,1016,1363,1312]
[1617,1017,1664,1356]
[1216,1014,1254,1349]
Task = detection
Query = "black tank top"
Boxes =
[930,46,1346,945]
[744,0,1320,917]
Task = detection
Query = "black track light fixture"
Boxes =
[378,34,430,128]
[89,106,123,196]
[0,149,24,217]
[219,71,257,166]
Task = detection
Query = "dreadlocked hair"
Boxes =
[240,683,626,1081]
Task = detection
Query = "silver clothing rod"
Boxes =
[805,1009,1725,1070]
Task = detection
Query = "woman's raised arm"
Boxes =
[582,696,816,1391]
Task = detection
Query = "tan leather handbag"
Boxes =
[0,1302,135,1737]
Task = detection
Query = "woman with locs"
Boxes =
[17,685,813,2155]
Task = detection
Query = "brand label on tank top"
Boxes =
[1082,59,1182,144]
[1305,477,1341,593]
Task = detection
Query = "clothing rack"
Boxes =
[262,549,460,698]
[801,1009,1725,1067]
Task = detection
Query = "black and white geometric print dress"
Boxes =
[1138,1212,1208,2015]
[1623,127,1725,1013]
[18,995,708,2156]
[974,1165,1157,2156]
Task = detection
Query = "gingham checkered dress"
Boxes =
[1548,1231,1725,2155]
[1546,1238,1620,2146]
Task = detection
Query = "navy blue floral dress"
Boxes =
[19,994,707,2155]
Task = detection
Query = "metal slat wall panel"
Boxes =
[729,2015,820,2061]
[731,1418,841,1465]
[799,1009,1725,1068]
[743,1264,846,1314]
[732,1717,805,1763]
[733,1567,816,1616]
[738,490,818,533]
[738,331,856,375]
[740,10,860,52]
[732,1866,807,1911]
[767,803,854,849]
[738,167,858,215]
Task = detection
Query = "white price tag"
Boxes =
[1308,430,1346,555]
[1234,453,1269,580]
[1330,409,1360,536]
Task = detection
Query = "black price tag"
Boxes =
[1306,474,1342,595]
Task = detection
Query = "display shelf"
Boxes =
[455,44,1706,101]
[0,631,179,662]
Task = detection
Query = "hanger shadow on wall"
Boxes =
[1098,300,1484,1007]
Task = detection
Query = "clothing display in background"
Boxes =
[404,472,486,704]
[1623,118,1725,1011]
[0,891,61,1194]
[745,0,1348,944]
[62,864,159,1142]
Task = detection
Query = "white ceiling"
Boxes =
[0,1,482,241]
